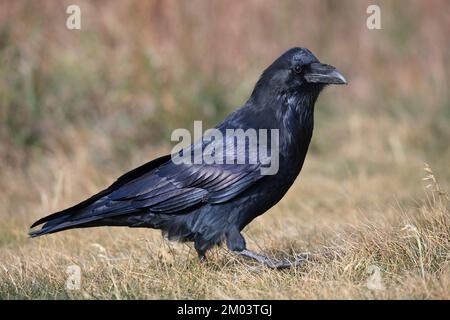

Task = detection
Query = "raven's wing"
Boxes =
[105,136,268,213]
[108,160,263,213]
[30,139,268,236]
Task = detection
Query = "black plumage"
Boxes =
[30,47,346,268]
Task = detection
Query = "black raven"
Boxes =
[30,47,346,268]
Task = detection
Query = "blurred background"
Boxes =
[1,0,450,233]
[0,0,449,298]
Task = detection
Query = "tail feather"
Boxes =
[29,154,172,232]
[29,191,110,229]
[29,215,102,237]
[29,203,140,237]
[29,155,172,237]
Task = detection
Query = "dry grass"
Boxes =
[0,160,449,299]
[0,0,449,299]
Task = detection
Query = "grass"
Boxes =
[0,154,448,299]
[0,0,449,299]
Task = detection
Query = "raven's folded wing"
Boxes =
[30,153,266,237]
[100,135,268,215]
[109,160,264,213]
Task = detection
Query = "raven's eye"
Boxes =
[293,65,302,74]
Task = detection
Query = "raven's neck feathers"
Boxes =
[248,78,322,152]
[220,73,323,164]
[274,89,319,157]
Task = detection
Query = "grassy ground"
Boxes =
[1,159,449,299]
[0,1,449,299]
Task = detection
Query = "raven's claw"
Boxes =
[234,249,308,269]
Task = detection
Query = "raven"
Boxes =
[30,47,346,268]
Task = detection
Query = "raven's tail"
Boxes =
[29,196,138,237]
[29,213,100,237]
[29,155,173,237]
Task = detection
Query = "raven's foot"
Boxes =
[234,249,307,269]
[198,253,207,263]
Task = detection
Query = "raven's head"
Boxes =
[252,47,347,99]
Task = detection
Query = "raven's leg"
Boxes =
[197,251,207,263]
[194,236,207,263]
[226,227,305,269]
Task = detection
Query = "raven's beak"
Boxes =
[304,63,347,85]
